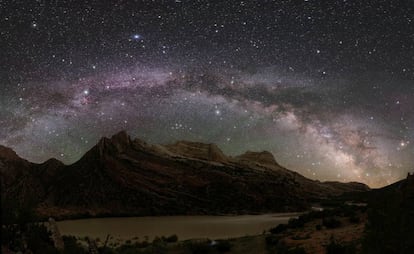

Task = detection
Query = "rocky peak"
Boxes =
[165,141,228,163]
[237,151,278,166]
[41,158,65,168]
[96,131,132,156]
[110,130,132,151]
[36,158,65,180]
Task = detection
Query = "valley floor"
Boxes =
[64,208,366,254]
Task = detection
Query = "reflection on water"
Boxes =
[57,213,298,241]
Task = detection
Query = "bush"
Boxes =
[291,234,310,240]
[133,240,150,248]
[326,236,356,254]
[362,187,414,254]
[1,223,58,253]
[164,234,178,243]
[322,217,342,229]
[273,242,307,254]
[270,223,288,234]
[26,224,58,254]
[265,235,280,246]
[342,207,356,218]
[98,246,117,254]
[286,247,307,254]
[265,236,307,254]
[315,224,322,230]
[62,236,88,254]
[186,241,211,254]
[288,217,305,228]
[214,240,232,252]
[1,225,21,251]
[349,215,360,224]
[150,237,168,254]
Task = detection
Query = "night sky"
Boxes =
[1,0,413,187]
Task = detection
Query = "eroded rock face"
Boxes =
[236,151,279,166]
[95,131,133,156]
[165,141,229,163]
[109,131,132,152]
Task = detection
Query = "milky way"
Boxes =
[1,1,413,187]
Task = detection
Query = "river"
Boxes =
[57,213,298,241]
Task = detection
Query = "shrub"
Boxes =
[349,215,360,224]
[25,224,58,254]
[265,235,280,247]
[270,223,288,234]
[164,234,178,243]
[362,188,414,254]
[270,240,307,254]
[342,207,356,218]
[322,217,342,229]
[286,247,307,254]
[1,225,21,251]
[214,240,232,252]
[291,234,310,240]
[287,217,305,228]
[150,237,168,254]
[62,236,88,254]
[116,243,136,254]
[98,246,116,254]
[326,236,356,254]
[186,241,211,254]
[136,240,150,248]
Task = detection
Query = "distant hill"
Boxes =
[1,131,370,220]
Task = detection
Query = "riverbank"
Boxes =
[54,207,367,254]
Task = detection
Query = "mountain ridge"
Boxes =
[1,131,370,220]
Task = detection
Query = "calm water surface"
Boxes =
[57,213,298,241]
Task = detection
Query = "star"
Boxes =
[131,34,142,40]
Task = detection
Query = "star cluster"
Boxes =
[1,0,413,187]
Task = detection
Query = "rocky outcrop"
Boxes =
[165,141,229,163]
[236,151,280,166]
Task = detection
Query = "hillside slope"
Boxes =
[1,131,369,219]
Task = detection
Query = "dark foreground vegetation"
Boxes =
[266,204,365,254]
[2,175,414,253]
[1,197,58,253]
[362,176,414,254]
[264,174,414,254]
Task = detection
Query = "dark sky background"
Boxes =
[1,0,413,187]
